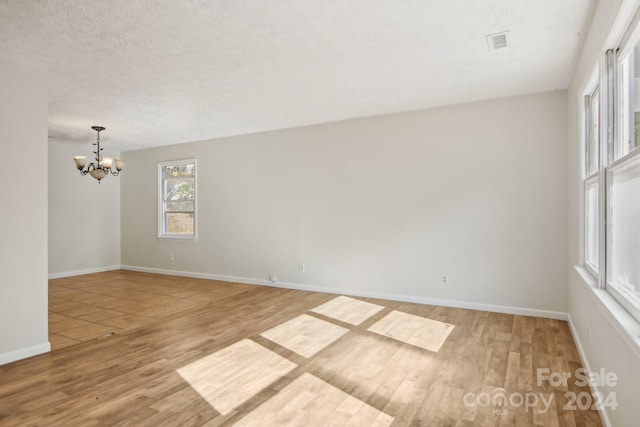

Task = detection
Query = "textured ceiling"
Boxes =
[0,0,594,151]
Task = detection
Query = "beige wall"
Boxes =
[567,0,640,425]
[48,142,121,277]
[0,58,49,364]
[122,90,568,315]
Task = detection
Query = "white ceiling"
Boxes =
[0,0,594,151]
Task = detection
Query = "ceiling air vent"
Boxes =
[486,31,509,50]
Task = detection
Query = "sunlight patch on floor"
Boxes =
[178,301,455,420]
[367,310,455,352]
[233,373,394,427]
[260,314,349,358]
[311,333,436,403]
[177,339,297,415]
[311,296,385,325]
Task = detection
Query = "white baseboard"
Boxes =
[48,265,122,280]
[121,265,568,320]
[0,342,51,366]
[567,315,612,427]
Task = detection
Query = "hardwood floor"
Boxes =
[0,270,602,426]
[48,271,254,350]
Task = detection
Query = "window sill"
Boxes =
[157,236,198,243]
[575,266,640,357]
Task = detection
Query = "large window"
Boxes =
[158,159,197,239]
[607,154,640,316]
[583,27,640,323]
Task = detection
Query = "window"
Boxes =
[583,86,600,274]
[158,159,197,239]
[586,87,600,175]
[617,41,640,159]
[607,34,640,322]
[582,22,640,323]
[584,177,599,270]
[607,154,640,317]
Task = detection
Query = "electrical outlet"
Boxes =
[170,254,174,262]
[441,275,447,285]
[269,275,278,282]
[299,263,305,272]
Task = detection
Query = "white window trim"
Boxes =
[157,158,198,241]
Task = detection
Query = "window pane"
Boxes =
[163,163,195,178]
[164,177,195,201]
[585,179,599,269]
[618,42,640,159]
[587,90,599,175]
[165,212,194,234]
[608,155,640,310]
[165,201,194,212]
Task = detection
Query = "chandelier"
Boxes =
[73,126,124,183]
